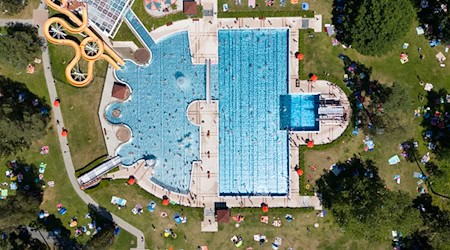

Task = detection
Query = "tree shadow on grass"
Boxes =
[420,88,450,161]
[0,76,50,157]
[337,54,392,134]
[315,156,386,224]
[411,0,450,42]
[38,214,80,250]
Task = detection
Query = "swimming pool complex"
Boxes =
[218,29,289,196]
[106,11,320,196]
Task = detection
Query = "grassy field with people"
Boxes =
[38,0,450,248]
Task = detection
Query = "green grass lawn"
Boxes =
[300,22,450,207]
[39,0,450,248]
[88,180,387,249]
[131,0,202,32]
[114,1,203,47]
[218,0,313,18]
[47,43,108,170]
[113,22,144,48]
[0,0,40,19]
[44,40,137,248]
[0,51,93,244]
[114,229,137,250]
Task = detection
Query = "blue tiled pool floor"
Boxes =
[107,12,313,196]
[218,29,289,196]
[106,30,218,194]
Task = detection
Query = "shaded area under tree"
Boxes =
[0,76,50,156]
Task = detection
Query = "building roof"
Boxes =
[85,0,133,37]
[216,209,231,223]
[111,82,130,100]
[77,156,122,185]
[183,0,197,15]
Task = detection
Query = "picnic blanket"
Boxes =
[111,196,127,206]
[147,201,156,212]
[388,155,400,165]
[223,3,228,12]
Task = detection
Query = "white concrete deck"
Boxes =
[98,66,128,158]
[290,80,351,145]
[149,15,322,65]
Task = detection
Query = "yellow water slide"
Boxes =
[43,0,125,87]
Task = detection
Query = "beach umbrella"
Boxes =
[261,203,269,213]
[61,129,68,137]
[296,168,303,176]
[164,0,177,5]
[127,176,136,185]
[296,53,304,60]
[53,100,60,107]
[147,0,161,10]
[162,195,170,206]
[310,74,318,81]
[307,140,314,148]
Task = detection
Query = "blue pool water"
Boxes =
[218,29,289,196]
[280,94,320,131]
[106,12,218,194]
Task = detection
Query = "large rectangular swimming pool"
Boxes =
[218,29,289,196]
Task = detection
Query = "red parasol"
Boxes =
[296,53,304,60]
[53,100,60,107]
[262,205,269,213]
[127,176,136,185]
[61,130,68,137]
[296,168,304,176]
[310,75,318,81]
[307,140,314,148]
[162,195,170,206]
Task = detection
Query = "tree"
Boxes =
[383,83,411,134]
[0,23,42,68]
[0,227,47,250]
[412,194,450,249]
[421,88,450,161]
[413,0,450,44]
[0,0,28,15]
[333,0,415,55]
[316,157,421,241]
[83,204,116,250]
[339,55,391,133]
[0,76,50,156]
[401,230,433,250]
[0,161,43,231]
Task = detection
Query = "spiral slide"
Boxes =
[43,0,125,87]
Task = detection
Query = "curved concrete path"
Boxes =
[41,39,146,250]
[20,4,147,248]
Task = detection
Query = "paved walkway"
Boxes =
[290,80,351,145]
[0,18,32,25]
[32,3,146,249]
